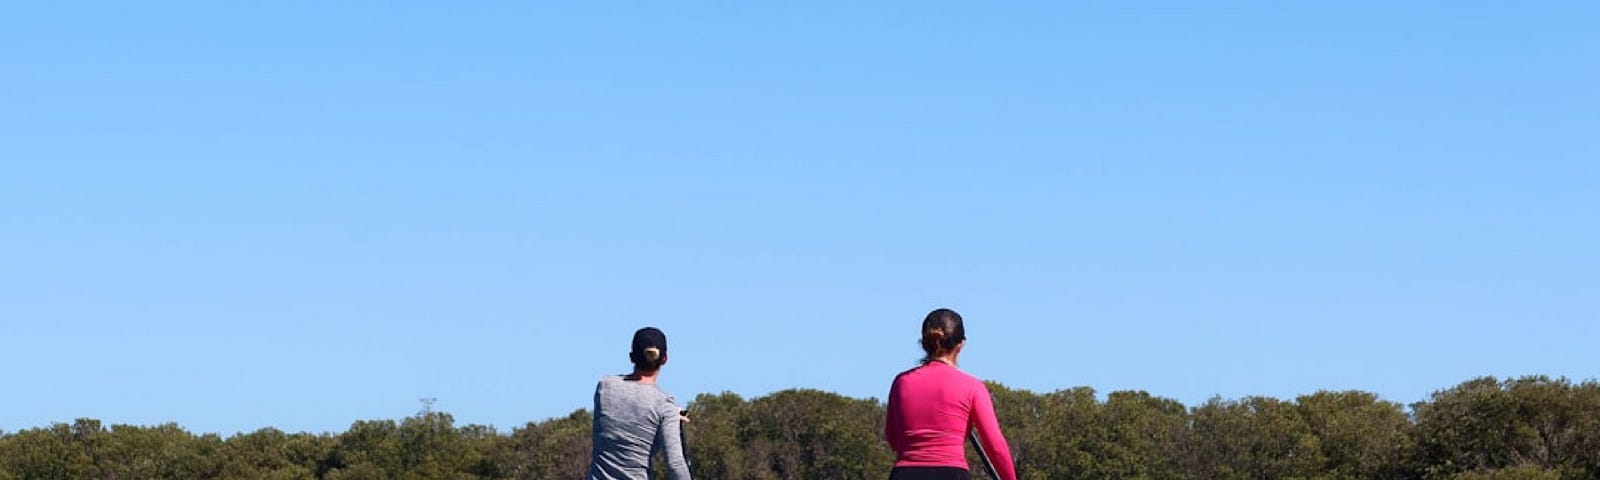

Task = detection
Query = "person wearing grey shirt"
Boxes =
[588,327,692,480]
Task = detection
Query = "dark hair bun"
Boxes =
[919,308,966,362]
[920,328,948,353]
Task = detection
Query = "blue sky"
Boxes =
[3,2,1596,435]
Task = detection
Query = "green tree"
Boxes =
[87,422,224,479]
[393,412,474,479]
[0,420,98,479]
[1413,376,1600,479]
[1445,465,1565,480]
[1020,386,1101,480]
[326,419,402,478]
[684,392,750,480]
[1190,396,1321,480]
[1570,381,1600,478]
[508,409,591,479]
[5,375,1599,480]
[1089,390,1193,480]
[981,382,1047,480]
[737,389,891,480]
[1295,390,1413,480]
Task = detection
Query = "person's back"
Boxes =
[587,327,691,480]
[884,308,1016,480]
[589,376,689,480]
[887,362,997,465]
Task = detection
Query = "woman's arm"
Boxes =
[884,380,903,453]
[657,403,692,480]
[970,386,1016,480]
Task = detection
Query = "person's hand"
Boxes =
[679,410,691,424]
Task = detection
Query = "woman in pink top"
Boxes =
[885,308,1016,480]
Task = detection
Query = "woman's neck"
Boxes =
[625,370,659,384]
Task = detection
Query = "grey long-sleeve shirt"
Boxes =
[587,376,691,480]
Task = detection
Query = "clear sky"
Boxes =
[3,2,1596,436]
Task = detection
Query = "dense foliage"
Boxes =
[2,376,1596,479]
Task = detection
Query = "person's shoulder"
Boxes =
[650,384,677,403]
[892,363,927,382]
[953,369,993,393]
[648,386,680,412]
[595,375,628,391]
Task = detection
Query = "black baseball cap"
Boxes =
[632,327,667,356]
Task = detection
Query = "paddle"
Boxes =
[968,428,1000,480]
[678,410,693,468]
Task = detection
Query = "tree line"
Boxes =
[1,375,1596,480]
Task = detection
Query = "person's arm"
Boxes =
[884,380,903,453]
[657,402,692,480]
[970,385,1016,480]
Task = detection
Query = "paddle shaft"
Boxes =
[968,429,1000,480]
[678,410,692,468]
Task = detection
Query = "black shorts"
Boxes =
[889,466,971,480]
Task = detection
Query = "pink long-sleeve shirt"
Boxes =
[885,361,1017,480]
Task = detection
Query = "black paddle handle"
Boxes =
[968,428,1000,480]
[677,410,692,468]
